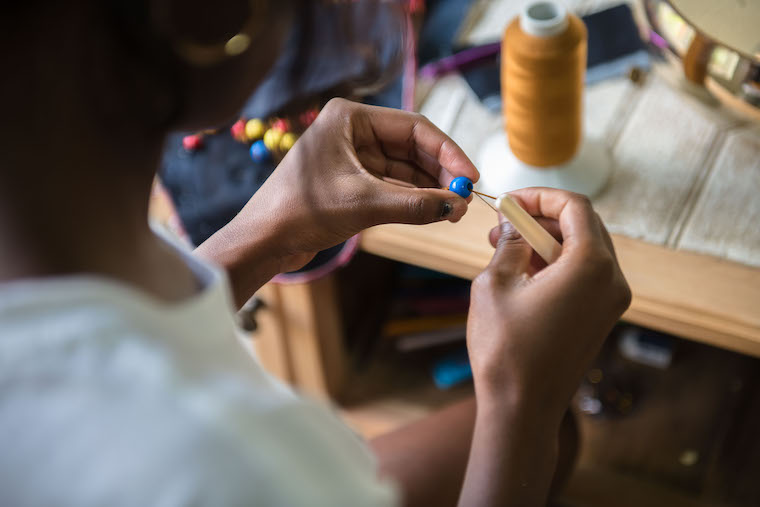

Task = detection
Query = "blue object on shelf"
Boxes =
[449,176,473,198]
[432,349,472,389]
[249,140,271,163]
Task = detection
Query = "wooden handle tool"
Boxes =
[496,193,562,264]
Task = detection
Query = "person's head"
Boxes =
[2,0,292,138]
[0,0,297,268]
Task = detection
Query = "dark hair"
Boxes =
[241,0,407,118]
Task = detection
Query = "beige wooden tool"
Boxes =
[496,193,563,264]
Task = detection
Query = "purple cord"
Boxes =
[419,42,501,79]
[649,30,668,50]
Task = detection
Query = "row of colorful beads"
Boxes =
[182,107,320,163]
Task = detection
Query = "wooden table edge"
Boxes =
[360,225,760,359]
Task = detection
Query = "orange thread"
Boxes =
[472,190,497,200]
[502,13,587,167]
[683,32,713,85]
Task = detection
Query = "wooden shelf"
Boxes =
[340,360,473,439]
[556,466,732,507]
[338,335,760,507]
[360,198,760,358]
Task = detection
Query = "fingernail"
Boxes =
[441,201,453,218]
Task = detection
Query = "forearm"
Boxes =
[371,398,476,507]
[458,397,560,507]
[194,205,284,308]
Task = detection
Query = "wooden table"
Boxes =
[361,66,760,358]
[251,0,760,399]
[248,5,760,503]
[253,69,760,401]
[361,198,760,358]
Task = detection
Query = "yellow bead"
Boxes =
[263,128,283,151]
[245,119,266,141]
[279,132,298,152]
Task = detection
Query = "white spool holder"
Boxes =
[476,132,612,198]
[520,0,568,37]
[476,0,611,198]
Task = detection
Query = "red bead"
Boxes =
[409,0,424,13]
[230,119,247,142]
[300,109,319,127]
[182,134,203,151]
[271,118,290,133]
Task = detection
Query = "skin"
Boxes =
[461,188,631,506]
[0,2,631,506]
[196,99,477,307]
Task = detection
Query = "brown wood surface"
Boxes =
[250,284,294,383]
[360,197,760,358]
[279,275,347,400]
[253,275,347,400]
[338,332,760,507]
[557,466,732,507]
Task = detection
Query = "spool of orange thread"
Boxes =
[476,1,610,198]
[503,3,586,167]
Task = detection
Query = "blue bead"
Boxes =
[449,176,473,198]
[249,140,271,163]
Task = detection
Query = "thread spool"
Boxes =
[476,0,611,198]
[505,2,584,167]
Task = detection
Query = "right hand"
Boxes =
[467,188,631,426]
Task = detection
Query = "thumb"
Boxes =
[487,214,507,248]
[369,183,467,225]
[485,221,533,281]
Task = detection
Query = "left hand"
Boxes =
[241,98,480,271]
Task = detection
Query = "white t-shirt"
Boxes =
[0,242,398,507]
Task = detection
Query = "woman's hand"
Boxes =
[459,188,631,507]
[467,188,631,423]
[196,98,479,305]
[254,98,479,269]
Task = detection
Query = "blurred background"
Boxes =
[150,1,760,505]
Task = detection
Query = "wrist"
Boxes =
[463,385,562,507]
[194,203,286,306]
[476,394,562,473]
[475,381,564,436]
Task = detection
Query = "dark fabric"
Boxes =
[366,0,477,109]
[584,4,644,69]
[241,1,407,118]
[161,133,272,246]
[159,0,475,271]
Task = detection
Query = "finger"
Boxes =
[417,152,475,203]
[360,151,443,189]
[356,144,455,190]
[366,156,474,202]
[508,188,603,254]
[362,105,480,183]
[367,181,468,226]
[594,212,627,279]
[382,176,473,206]
[538,217,562,241]
[595,212,617,258]
[380,176,416,188]
[414,149,456,187]
[489,218,558,276]
[484,221,534,283]
[488,217,560,249]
